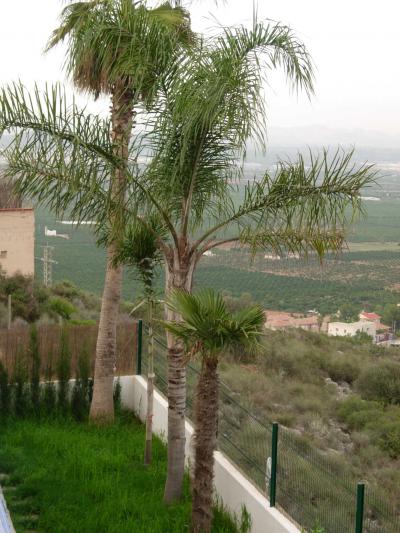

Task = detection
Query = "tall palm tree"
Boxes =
[2,0,192,422]
[164,289,264,533]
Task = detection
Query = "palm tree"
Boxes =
[134,23,375,502]
[1,0,192,423]
[0,17,375,501]
[114,215,166,463]
[164,289,264,533]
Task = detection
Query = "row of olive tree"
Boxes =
[0,0,375,530]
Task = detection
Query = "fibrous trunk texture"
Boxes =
[163,256,195,503]
[89,82,134,423]
[191,357,219,533]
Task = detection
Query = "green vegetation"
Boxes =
[32,206,400,318]
[0,416,241,532]
[217,328,400,510]
[195,264,400,315]
[0,274,115,326]
[350,198,400,242]
[164,289,264,532]
[148,324,400,532]
[0,326,88,422]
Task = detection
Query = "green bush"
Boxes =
[52,280,80,300]
[322,355,360,384]
[0,361,10,417]
[0,274,103,324]
[43,380,57,416]
[71,344,91,421]
[113,378,122,414]
[43,353,56,416]
[337,396,383,430]
[377,420,400,458]
[29,323,41,416]
[49,297,76,320]
[57,328,71,413]
[356,361,400,405]
[0,273,42,322]
[13,349,29,417]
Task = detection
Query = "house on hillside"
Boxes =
[265,310,320,332]
[0,180,34,277]
[359,311,381,326]
[328,320,376,339]
[359,310,392,341]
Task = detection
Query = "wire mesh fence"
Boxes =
[140,325,400,533]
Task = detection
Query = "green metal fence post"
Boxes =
[270,422,279,507]
[355,482,365,533]
[136,319,143,375]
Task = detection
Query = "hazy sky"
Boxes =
[0,0,399,146]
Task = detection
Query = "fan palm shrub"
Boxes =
[164,289,264,532]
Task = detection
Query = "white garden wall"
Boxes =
[118,375,300,533]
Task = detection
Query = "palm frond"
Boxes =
[145,18,314,233]
[47,0,193,100]
[111,213,167,291]
[196,149,376,258]
[0,82,115,223]
[163,289,264,358]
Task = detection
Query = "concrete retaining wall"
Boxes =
[119,375,300,533]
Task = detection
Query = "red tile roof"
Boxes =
[360,312,381,321]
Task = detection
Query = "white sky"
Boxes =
[0,0,399,145]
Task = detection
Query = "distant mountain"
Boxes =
[266,125,400,151]
[244,126,400,170]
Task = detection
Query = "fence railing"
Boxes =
[137,321,400,533]
[0,321,137,378]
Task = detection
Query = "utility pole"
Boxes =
[40,245,57,287]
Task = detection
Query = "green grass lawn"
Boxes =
[0,415,238,533]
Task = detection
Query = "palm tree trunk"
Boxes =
[144,301,154,465]
[191,357,219,533]
[89,82,135,423]
[163,256,195,503]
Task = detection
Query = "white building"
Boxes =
[328,320,376,339]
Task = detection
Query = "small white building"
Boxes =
[328,320,376,339]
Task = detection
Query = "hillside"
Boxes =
[217,329,400,527]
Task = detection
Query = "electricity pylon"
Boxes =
[40,245,57,287]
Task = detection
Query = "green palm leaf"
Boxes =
[163,289,264,358]
[47,0,193,100]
